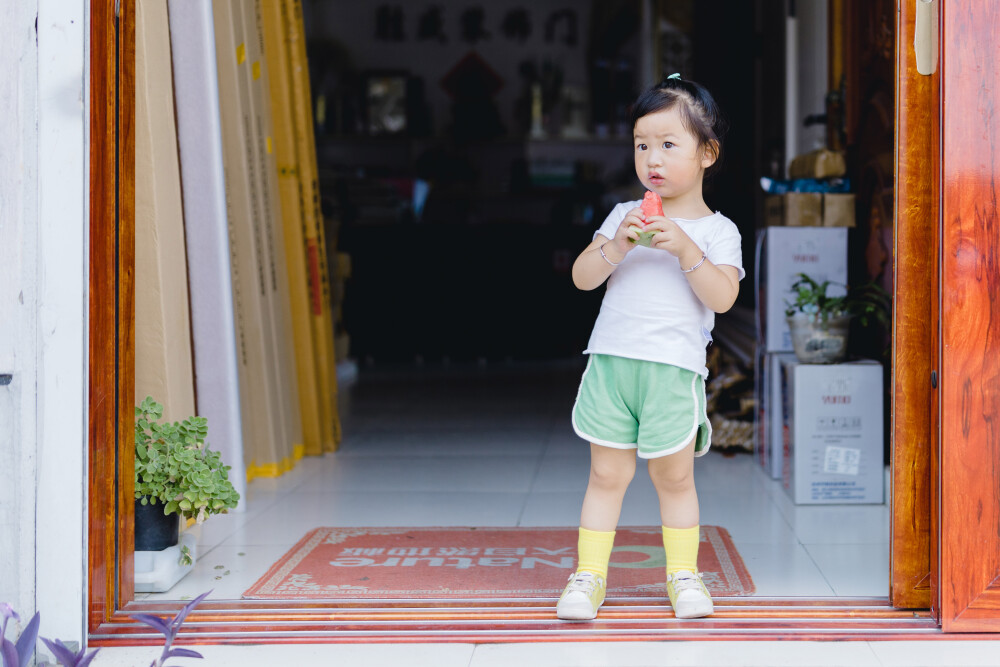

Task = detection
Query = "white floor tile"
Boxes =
[804,543,890,597]
[731,541,835,596]
[781,502,890,544]
[219,491,528,546]
[89,643,476,667]
[87,640,1000,667]
[143,544,292,601]
[338,430,549,457]
[469,641,881,667]
[294,455,542,493]
[518,491,586,526]
[867,640,1000,667]
[530,454,594,493]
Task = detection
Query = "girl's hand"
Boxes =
[611,207,644,253]
[643,216,704,268]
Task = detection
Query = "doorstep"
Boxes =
[87,596,953,645]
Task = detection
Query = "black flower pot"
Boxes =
[134,498,179,551]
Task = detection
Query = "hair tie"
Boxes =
[667,73,682,80]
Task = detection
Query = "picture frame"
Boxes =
[363,70,409,135]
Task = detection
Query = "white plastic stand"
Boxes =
[134,531,198,593]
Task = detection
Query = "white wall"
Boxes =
[0,0,40,626]
[0,0,88,649]
[35,0,89,644]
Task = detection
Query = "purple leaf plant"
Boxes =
[1,603,40,667]
[2,589,211,667]
[131,590,211,667]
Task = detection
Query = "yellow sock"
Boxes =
[662,525,700,574]
[577,527,615,579]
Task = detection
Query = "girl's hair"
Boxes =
[630,76,727,176]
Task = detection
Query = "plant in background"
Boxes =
[784,273,890,364]
[135,397,240,524]
[784,273,890,327]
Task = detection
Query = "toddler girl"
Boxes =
[557,75,743,621]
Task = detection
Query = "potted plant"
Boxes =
[134,396,241,551]
[784,273,890,364]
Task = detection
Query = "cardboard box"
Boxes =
[755,227,848,352]
[780,359,885,504]
[788,149,847,179]
[135,0,196,423]
[822,193,856,227]
[764,193,822,227]
[765,193,855,228]
[754,350,797,479]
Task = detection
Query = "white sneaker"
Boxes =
[556,571,606,620]
[666,570,714,619]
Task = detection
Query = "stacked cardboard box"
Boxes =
[764,193,855,228]
[753,227,848,479]
[780,358,884,504]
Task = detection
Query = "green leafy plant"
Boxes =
[784,273,890,327]
[134,397,240,524]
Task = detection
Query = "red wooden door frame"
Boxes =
[936,1,1000,633]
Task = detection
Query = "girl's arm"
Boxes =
[645,216,740,313]
[572,208,644,291]
[679,255,740,313]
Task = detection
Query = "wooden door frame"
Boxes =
[88,0,135,631]
[889,0,937,612]
[89,0,998,641]
[936,1,1000,633]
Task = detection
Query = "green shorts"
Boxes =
[571,354,711,458]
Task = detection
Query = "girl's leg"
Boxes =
[647,437,713,618]
[580,443,636,531]
[646,437,698,529]
[557,444,635,620]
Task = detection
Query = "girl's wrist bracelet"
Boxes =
[681,253,707,273]
[599,243,620,266]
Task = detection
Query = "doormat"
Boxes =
[242,526,755,599]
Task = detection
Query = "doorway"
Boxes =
[90,0,972,644]
[137,0,893,604]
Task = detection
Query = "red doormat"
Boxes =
[242,526,755,599]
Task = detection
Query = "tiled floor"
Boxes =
[109,362,1000,665]
[143,360,889,602]
[88,640,1000,667]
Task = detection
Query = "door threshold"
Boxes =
[88,596,966,645]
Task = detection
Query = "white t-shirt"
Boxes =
[584,201,745,377]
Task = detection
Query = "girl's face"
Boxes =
[633,106,716,202]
